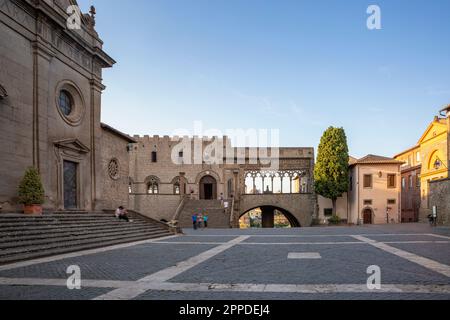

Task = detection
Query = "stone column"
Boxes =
[90,78,105,211]
[231,170,240,228]
[233,170,240,199]
[31,36,55,209]
[179,172,187,195]
[261,207,275,228]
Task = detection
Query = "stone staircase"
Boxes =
[178,200,231,229]
[0,212,174,265]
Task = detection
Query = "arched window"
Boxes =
[146,176,159,194]
[428,150,444,171]
[174,182,180,195]
[244,170,308,194]
[128,178,133,194]
[171,177,184,195]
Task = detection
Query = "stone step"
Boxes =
[0,232,172,265]
[0,219,152,232]
[0,227,167,250]
[0,223,162,240]
[0,214,116,219]
[0,212,174,265]
[178,207,231,228]
[0,217,150,225]
[0,229,171,258]
[0,214,147,220]
[0,224,162,244]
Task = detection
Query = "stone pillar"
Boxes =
[231,170,240,228]
[261,207,275,228]
[233,170,240,199]
[32,37,55,209]
[91,78,106,211]
[180,172,187,195]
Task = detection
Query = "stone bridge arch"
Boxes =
[239,194,315,228]
[240,205,301,228]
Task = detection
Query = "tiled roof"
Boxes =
[101,123,137,143]
[351,154,404,166]
[348,156,358,165]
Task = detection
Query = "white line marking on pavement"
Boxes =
[288,253,322,259]
[180,233,436,238]
[0,277,135,289]
[93,236,250,300]
[155,282,450,294]
[352,235,450,278]
[384,241,450,245]
[1,277,449,295]
[427,234,450,240]
[0,235,179,272]
[154,241,364,245]
[153,241,450,246]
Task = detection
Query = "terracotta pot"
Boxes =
[24,205,43,215]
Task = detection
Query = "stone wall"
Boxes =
[129,136,229,198]
[429,178,450,226]
[0,11,34,212]
[98,128,131,211]
[129,194,182,222]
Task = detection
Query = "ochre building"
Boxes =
[395,116,449,222]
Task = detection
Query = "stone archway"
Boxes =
[199,175,217,200]
[240,206,301,229]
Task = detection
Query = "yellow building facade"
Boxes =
[395,117,448,220]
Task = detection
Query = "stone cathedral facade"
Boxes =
[0,0,133,213]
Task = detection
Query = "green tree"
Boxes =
[18,167,45,205]
[314,127,349,216]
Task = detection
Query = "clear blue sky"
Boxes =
[78,0,450,158]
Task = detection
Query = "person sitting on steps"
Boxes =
[115,206,133,222]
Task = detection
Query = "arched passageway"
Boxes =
[199,175,217,200]
[239,206,301,229]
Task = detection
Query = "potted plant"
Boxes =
[18,167,45,215]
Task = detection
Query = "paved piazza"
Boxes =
[0,224,449,300]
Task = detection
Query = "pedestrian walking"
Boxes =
[192,213,198,230]
[197,213,204,229]
[203,213,209,228]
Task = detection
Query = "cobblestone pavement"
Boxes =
[0,224,449,300]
